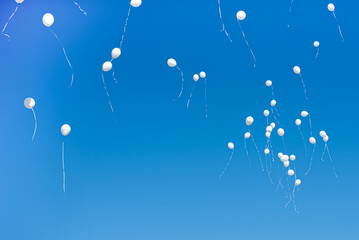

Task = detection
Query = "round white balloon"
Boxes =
[111,48,121,59]
[199,71,206,78]
[236,10,246,20]
[277,128,285,136]
[266,80,272,87]
[283,161,290,168]
[61,124,71,136]
[278,152,283,159]
[271,100,276,106]
[293,66,301,74]
[193,74,199,82]
[244,132,251,139]
[288,169,294,176]
[130,0,142,7]
[290,155,296,161]
[295,179,302,186]
[295,119,301,126]
[314,41,320,47]
[264,110,269,117]
[320,130,327,138]
[246,116,254,126]
[24,97,35,109]
[102,61,112,72]
[328,3,335,12]
[301,111,309,117]
[16,0,24,3]
[266,126,273,132]
[42,13,54,27]
[323,135,329,142]
[167,58,177,68]
[270,123,275,129]
[264,149,270,155]
[228,142,234,150]
[281,155,289,162]
[265,132,271,138]
[309,137,316,144]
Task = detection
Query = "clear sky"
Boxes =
[0,0,358,239]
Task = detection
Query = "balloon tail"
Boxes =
[292,182,300,214]
[326,145,339,182]
[49,28,74,88]
[333,12,344,42]
[31,109,37,141]
[299,73,308,100]
[238,21,256,68]
[204,77,208,118]
[320,144,327,162]
[308,114,313,137]
[219,150,234,179]
[305,143,316,176]
[217,0,232,42]
[176,66,184,99]
[314,48,319,62]
[244,138,251,166]
[297,126,308,160]
[101,71,114,113]
[62,141,66,193]
[73,1,87,16]
[289,0,294,13]
[251,134,264,172]
[120,5,131,49]
[264,153,273,184]
[271,86,275,98]
[187,82,196,109]
[112,69,118,84]
[1,4,20,40]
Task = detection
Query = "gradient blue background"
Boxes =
[0,0,358,239]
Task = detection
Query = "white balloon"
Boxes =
[246,116,254,126]
[265,80,272,87]
[16,0,24,3]
[290,155,296,161]
[266,126,273,132]
[42,13,54,27]
[314,41,320,47]
[283,161,290,168]
[281,155,289,162]
[270,100,276,106]
[111,48,121,59]
[270,123,275,129]
[288,169,295,176]
[24,97,35,109]
[320,130,327,138]
[228,142,234,150]
[293,66,301,74]
[277,128,285,137]
[301,111,309,117]
[61,124,71,136]
[167,58,177,67]
[295,119,302,126]
[264,148,270,154]
[278,152,283,158]
[323,135,329,142]
[265,132,271,138]
[130,0,142,7]
[193,74,199,82]
[295,179,302,186]
[199,71,206,78]
[309,137,316,144]
[236,10,246,20]
[328,3,335,12]
[244,132,251,139]
[102,61,112,72]
[264,110,269,117]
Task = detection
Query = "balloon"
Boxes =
[295,119,302,126]
[270,123,275,129]
[277,128,285,136]
[193,74,199,82]
[288,169,294,176]
[15,0,24,3]
[24,97,35,109]
[102,61,112,72]
[265,80,272,87]
[265,132,271,138]
[246,116,254,126]
[264,110,269,117]
[130,0,142,7]
[271,100,276,106]
[295,179,302,186]
[320,130,327,138]
[42,13,54,27]
[111,48,121,59]
[301,111,309,117]
[167,58,177,67]
[323,136,329,142]
[264,148,270,154]
[200,71,206,78]
[293,66,301,74]
[281,155,289,162]
[278,152,283,158]
[61,124,71,136]
[266,126,272,132]
[290,155,296,161]
[244,132,251,139]
[236,10,246,20]
[283,161,290,168]
[228,142,234,150]
[328,3,335,12]
[314,41,320,47]
[309,137,316,144]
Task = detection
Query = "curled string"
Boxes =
[73,1,87,16]
[204,77,208,118]
[299,73,308,100]
[1,4,20,40]
[305,143,316,176]
[101,71,114,113]
[320,144,327,162]
[217,0,232,42]
[219,150,234,180]
[176,66,184,99]
[326,145,339,182]
[31,109,37,141]
[333,12,344,42]
[49,28,74,88]
[62,141,66,193]
[120,6,131,50]
[187,82,196,109]
[237,20,256,68]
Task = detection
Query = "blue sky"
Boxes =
[0,0,358,239]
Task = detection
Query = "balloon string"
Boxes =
[120,5,131,50]
[49,28,74,88]
[271,107,284,127]
[217,0,232,42]
[101,71,114,113]
[73,1,87,16]
[320,144,326,162]
[299,73,308,100]
[281,136,287,153]
[62,141,66,193]
[308,114,313,137]
[333,12,344,42]
[219,150,234,179]
[176,66,184,99]
[204,77,208,118]
[1,4,20,40]
[251,134,264,172]
[264,152,273,184]
[112,69,118,84]
[187,82,196,109]
[305,143,316,176]
[271,86,275,98]
[314,48,320,62]
[238,21,256,68]
[289,0,294,13]
[284,175,292,208]
[244,138,251,166]
[326,144,339,182]
[31,109,37,141]
[297,126,308,160]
